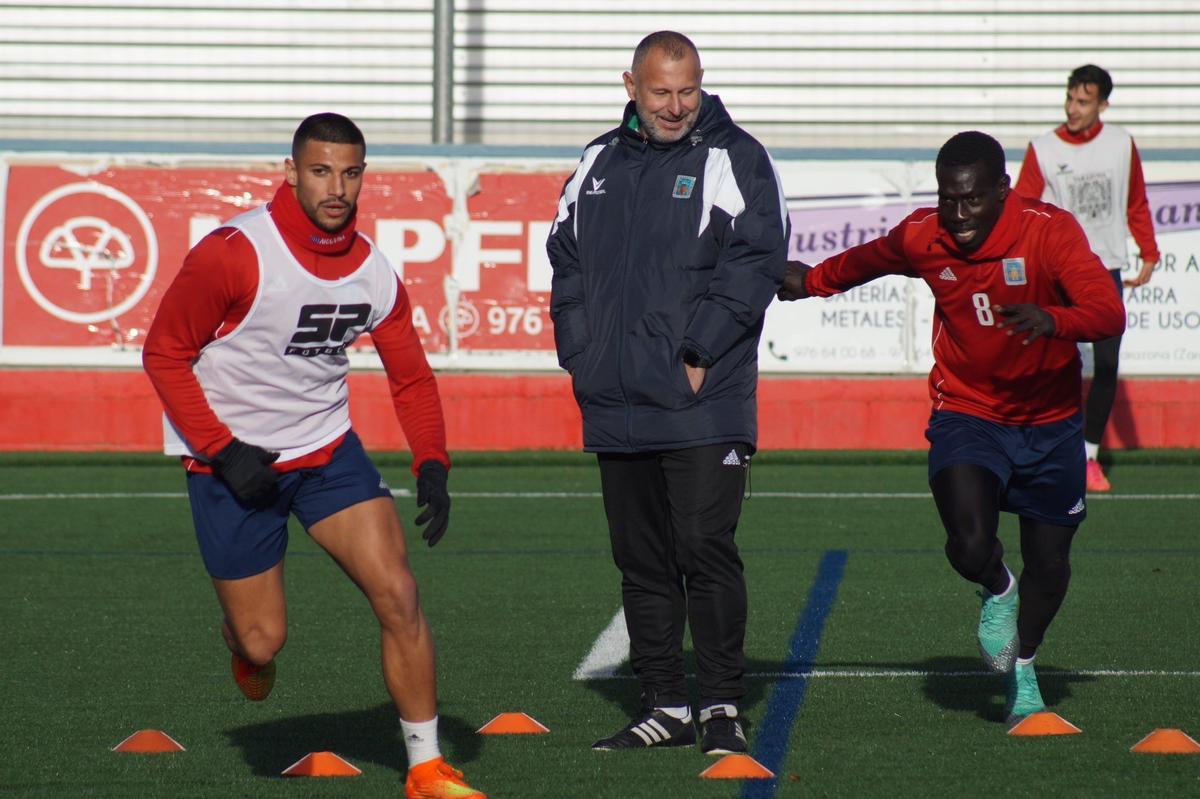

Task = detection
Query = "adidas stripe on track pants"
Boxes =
[596,442,750,708]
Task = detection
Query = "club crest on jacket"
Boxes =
[672,175,696,199]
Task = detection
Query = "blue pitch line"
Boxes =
[743,549,848,799]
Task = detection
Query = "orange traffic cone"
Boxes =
[281,751,362,777]
[476,712,550,734]
[1007,712,1082,736]
[112,729,185,753]
[1130,729,1200,754]
[699,754,775,779]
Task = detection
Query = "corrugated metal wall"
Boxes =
[1,0,1195,150]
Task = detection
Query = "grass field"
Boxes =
[2,450,1198,798]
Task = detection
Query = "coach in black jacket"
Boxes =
[548,31,789,755]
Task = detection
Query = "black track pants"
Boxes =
[597,443,749,707]
[1085,333,1122,444]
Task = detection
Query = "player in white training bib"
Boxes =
[143,113,486,799]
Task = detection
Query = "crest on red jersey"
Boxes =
[1002,258,1027,286]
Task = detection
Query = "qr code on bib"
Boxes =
[1067,172,1113,222]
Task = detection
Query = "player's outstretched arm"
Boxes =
[414,460,450,547]
[994,303,1056,346]
[791,216,917,300]
[776,261,813,301]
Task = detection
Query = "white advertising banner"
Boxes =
[1119,180,1200,375]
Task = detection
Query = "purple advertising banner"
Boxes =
[762,181,1200,375]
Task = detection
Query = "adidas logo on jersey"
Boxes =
[722,449,742,467]
[1068,497,1085,515]
[938,267,957,281]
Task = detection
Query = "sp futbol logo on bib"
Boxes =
[672,175,696,199]
[1002,258,1027,286]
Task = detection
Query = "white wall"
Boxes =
[0,0,1196,150]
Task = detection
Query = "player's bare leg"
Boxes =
[308,496,436,721]
[212,561,287,699]
[930,464,1019,673]
[1004,517,1078,722]
[309,497,483,796]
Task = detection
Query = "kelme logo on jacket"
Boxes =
[672,175,696,199]
[586,177,607,196]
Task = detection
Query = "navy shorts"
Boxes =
[186,430,393,580]
[925,410,1087,526]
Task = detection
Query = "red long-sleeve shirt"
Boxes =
[805,193,1125,425]
[142,183,448,476]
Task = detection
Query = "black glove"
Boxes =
[414,460,451,547]
[211,438,280,505]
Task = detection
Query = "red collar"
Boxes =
[1055,120,1103,145]
[268,182,357,255]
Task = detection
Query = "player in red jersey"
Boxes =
[143,113,485,798]
[777,131,1124,724]
[1014,64,1160,492]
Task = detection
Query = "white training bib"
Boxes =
[1031,124,1134,271]
[163,205,398,461]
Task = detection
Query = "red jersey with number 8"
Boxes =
[806,193,1125,425]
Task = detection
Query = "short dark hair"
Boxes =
[631,31,700,74]
[1068,64,1113,101]
[292,113,365,160]
[936,131,1006,184]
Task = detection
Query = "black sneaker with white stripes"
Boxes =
[699,704,747,755]
[591,709,696,751]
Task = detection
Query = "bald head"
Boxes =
[631,31,701,76]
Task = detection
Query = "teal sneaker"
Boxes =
[1005,660,1046,724]
[977,587,1018,672]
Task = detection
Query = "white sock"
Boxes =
[1016,655,1035,666]
[655,705,692,722]
[1085,441,1100,461]
[400,716,441,767]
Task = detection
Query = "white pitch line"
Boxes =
[580,668,1200,681]
[1,490,1197,502]
[572,608,631,680]
[0,491,188,500]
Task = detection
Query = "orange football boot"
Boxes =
[231,651,275,701]
[404,756,486,799]
[1085,459,1111,492]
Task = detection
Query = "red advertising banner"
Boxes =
[2,163,566,354]
[444,171,564,352]
[5,158,1197,376]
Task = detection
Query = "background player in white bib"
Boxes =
[1014,64,1160,492]
[143,113,485,799]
